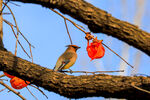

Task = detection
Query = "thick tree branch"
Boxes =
[10,0,150,56]
[0,50,150,99]
[0,0,4,50]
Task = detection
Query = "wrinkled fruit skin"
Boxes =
[87,40,105,61]
[3,72,15,78]
[10,77,30,89]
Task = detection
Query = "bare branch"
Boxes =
[0,88,6,92]
[0,74,5,78]
[3,2,20,56]
[3,19,34,48]
[102,43,134,68]
[60,70,124,74]
[26,87,38,100]
[64,19,73,45]
[2,12,11,15]
[0,81,26,100]
[3,19,31,58]
[30,85,48,99]
[131,82,150,94]
[50,8,87,34]
[9,1,21,7]
[29,45,33,62]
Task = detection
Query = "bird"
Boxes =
[53,45,80,72]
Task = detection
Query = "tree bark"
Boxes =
[0,50,150,99]
[10,0,150,56]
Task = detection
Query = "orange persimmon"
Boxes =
[10,77,30,89]
[87,37,105,61]
[3,72,15,78]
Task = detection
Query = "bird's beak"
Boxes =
[65,45,70,47]
[77,46,81,49]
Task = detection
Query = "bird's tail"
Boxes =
[53,66,57,71]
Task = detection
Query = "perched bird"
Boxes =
[53,45,80,72]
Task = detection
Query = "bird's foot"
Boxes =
[69,69,73,74]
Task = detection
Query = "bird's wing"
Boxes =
[57,60,70,71]
[63,52,75,60]
[57,52,75,71]
[53,52,75,71]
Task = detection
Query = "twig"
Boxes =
[3,2,20,56]
[10,24,30,58]
[0,88,6,92]
[15,33,19,56]
[30,85,48,99]
[29,45,33,62]
[19,31,35,48]
[0,81,26,100]
[60,70,124,74]
[2,12,11,15]
[3,19,34,60]
[3,19,31,58]
[0,74,5,78]
[132,73,150,77]
[0,0,9,15]
[8,1,21,7]
[64,19,73,44]
[131,82,150,94]
[26,87,38,100]
[102,43,134,68]
[0,79,8,81]
[50,8,87,34]
[3,19,35,48]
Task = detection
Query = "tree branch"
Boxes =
[10,0,150,56]
[0,0,4,50]
[0,50,150,99]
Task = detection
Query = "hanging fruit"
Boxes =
[3,72,15,78]
[86,37,105,61]
[10,77,30,89]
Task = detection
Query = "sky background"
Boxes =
[0,0,150,100]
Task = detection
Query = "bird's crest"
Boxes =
[66,45,80,49]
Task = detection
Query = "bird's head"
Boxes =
[66,45,80,51]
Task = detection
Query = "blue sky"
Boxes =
[0,0,150,100]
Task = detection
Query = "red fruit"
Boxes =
[87,37,105,61]
[10,77,30,89]
[3,72,15,78]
